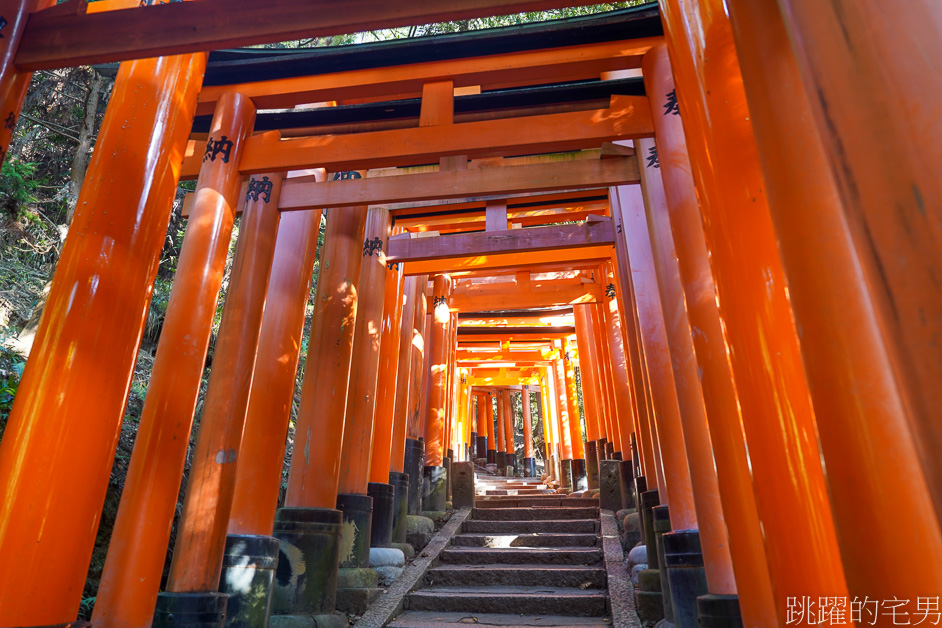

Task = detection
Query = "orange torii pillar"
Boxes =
[163,153,282,624]
[0,52,206,627]
[726,0,942,606]
[90,95,253,628]
[494,387,507,470]
[374,261,409,546]
[403,275,429,516]
[278,203,367,622]
[655,1,851,623]
[501,388,516,475]
[640,48,774,627]
[552,356,575,491]
[539,370,558,482]
[485,391,498,465]
[775,0,942,524]
[574,304,605,488]
[422,274,452,511]
[226,206,325,539]
[521,388,537,477]
[562,341,588,491]
[367,245,405,549]
[336,206,390,572]
[591,301,617,460]
[455,370,470,461]
[390,274,418,536]
[475,392,488,461]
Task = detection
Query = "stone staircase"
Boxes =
[389,474,610,627]
[475,475,556,496]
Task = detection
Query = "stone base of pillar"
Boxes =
[495,451,506,470]
[367,482,395,548]
[153,592,227,628]
[560,459,573,491]
[447,448,454,461]
[477,436,488,460]
[468,433,477,461]
[218,534,279,628]
[406,514,435,551]
[271,507,342,618]
[336,493,373,569]
[612,450,623,461]
[697,594,743,628]
[663,529,708,628]
[618,460,634,510]
[599,459,622,511]
[487,448,496,464]
[389,471,410,544]
[605,441,615,459]
[585,441,600,489]
[571,458,588,491]
[443,457,453,501]
[404,438,425,515]
[451,461,475,508]
[422,465,447,512]
[652,505,674,622]
[634,477,649,535]
[637,569,665,624]
[269,613,348,628]
[523,457,536,477]
[641,489,660,568]
[335,567,381,615]
[504,465,515,478]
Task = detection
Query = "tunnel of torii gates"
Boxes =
[0,0,939,627]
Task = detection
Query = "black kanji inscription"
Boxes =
[646,145,660,169]
[433,295,447,308]
[332,171,363,181]
[363,236,383,257]
[246,175,273,203]
[3,113,15,131]
[203,135,234,163]
[605,283,616,298]
[663,89,680,116]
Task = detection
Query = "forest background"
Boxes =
[0,2,637,617]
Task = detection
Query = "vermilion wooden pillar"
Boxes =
[592,303,617,456]
[167,155,282,594]
[726,0,942,602]
[406,276,429,441]
[284,206,368,509]
[552,357,574,462]
[654,0,851,618]
[423,274,452,468]
[228,205,324,536]
[775,0,942,521]
[338,206,391,495]
[0,51,206,626]
[521,388,536,476]
[573,305,603,444]
[486,391,497,463]
[501,388,515,469]
[634,136,736,593]
[641,46,774,626]
[94,109,261,625]
[390,275,418,474]
[368,244,405,486]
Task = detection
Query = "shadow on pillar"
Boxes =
[388,471,410,545]
[218,534,280,628]
[404,438,425,515]
[269,507,345,628]
[571,458,588,491]
[422,465,447,512]
[367,482,394,548]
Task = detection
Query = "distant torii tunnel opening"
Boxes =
[0,1,939,628]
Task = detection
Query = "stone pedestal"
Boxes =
[336,493,373,569]
[218,534,280,628]
[487,448,496,464]
[477,436,488,460]
[618,460,634,510]
[640,489,660,568]
[367,482,395,548]
[664,529,709,628]
[599,459,623,511]
[403,438,425,515]
[585,441,600,489]
[571,458,588,491]
[523,457,536,478]
[422,465,447,512]
[270,507,342,622]
[560,459,573,491]
[653,505,674,623]
[389,471,410,544]
[451,461,475,508]
[698,594,743,628]
[153,592,227,628]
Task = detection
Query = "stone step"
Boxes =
[405,586,609,616]
[474,497,599,508]
[452,533,599,548]
[462,519,599,534]
[483,489,555,495]
[440,546,603,565]
[425,563,607,588]
[472,507,599,521]
[389,611,611,627]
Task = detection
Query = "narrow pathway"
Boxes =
[389,473,611,627]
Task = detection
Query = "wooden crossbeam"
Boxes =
[191,39,659,115]
[389,217,613,263]
[16,0,635,70]
[456,349,550,361]
[402,245,612,276]
[278,157,638,211]
[180,95,652,178]
[446,282,602,312]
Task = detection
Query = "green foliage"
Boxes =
[0,159,40,218]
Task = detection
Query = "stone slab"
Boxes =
[601,509,644,628]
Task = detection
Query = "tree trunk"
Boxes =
[67,70,102,220]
